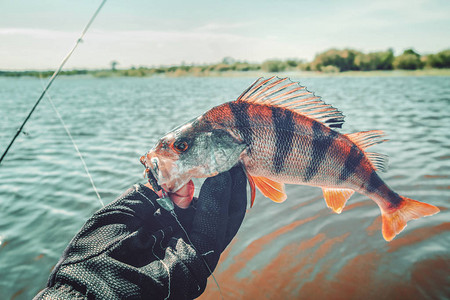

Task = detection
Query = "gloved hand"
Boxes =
[34,166,247,300]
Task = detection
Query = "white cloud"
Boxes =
[0,28,76,39]
[1,0,449,72]
[195,22,253,32]
[0,27,297,69]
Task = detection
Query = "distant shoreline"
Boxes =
[3,48,449,78]
[1,68,449,78]
[167,69,450,78]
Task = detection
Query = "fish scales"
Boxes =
[205,101,368,191]
[141,76,440,241]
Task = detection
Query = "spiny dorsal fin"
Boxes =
[322,187,355,214]
[236,76,345,128]
[346,130,389,172]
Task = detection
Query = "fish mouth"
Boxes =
[140,152,189,193]
[140,153,195,208]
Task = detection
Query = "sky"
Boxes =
[1,0,449,70]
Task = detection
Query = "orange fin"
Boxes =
[241,164,256,207]
[365,152,389,172]
[322,187,354,214]
[346,130,388,149]
[252,176,287,203]
[235,77,344,128]
[381,196,440,242]
[246,172,256,208]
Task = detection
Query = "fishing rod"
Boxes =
[0,0,107,165]
[2,2,224,295]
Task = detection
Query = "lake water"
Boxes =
[0,75,449,299]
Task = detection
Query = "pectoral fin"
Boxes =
[252,176,287,203]
[245,172,256,208]
[322,187,355,214]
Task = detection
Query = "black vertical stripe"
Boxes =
[228,102,253,146]
[338,145,364,183]
[304,122,338,182]
[272,108,295,174]
[387,190,402,207]
[366,171,402,207]
[366,171,384,193]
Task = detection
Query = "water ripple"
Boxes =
[1,76,449,299]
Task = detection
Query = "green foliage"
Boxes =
[232,62,259,71]
[0,69,87,78]
[297,61,311,71]
[393,49,424,70]
[354,49,394,71]
[233,62,251,71]
[312,49,388,71]
[310,49,362,71]
[110,61,119,71]
[213,63,232,72]
[261,60,287,72]
[403,49,420,57]
[286,59,299,68]
[2,48,449,78]
[424,49,450,68]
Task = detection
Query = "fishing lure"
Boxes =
[143,158,173,211]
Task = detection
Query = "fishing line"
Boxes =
[139,167,224,299]
[170,210,224,300]
[38,77,104,207]
[142,168,225,299]
[0,0,107,165]
[4,0,220,295]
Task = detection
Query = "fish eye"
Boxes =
[172,139,189,153]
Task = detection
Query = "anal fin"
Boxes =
[252,176,287,203]
[322,187,355,214]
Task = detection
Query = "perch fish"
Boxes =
[140,77,439,241]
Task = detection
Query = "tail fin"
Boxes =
[381,196,440,241]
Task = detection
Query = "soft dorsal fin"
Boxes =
[346,130,389,172]
[346,130,388,149]
[365,152,389,173]
[236,76,345,128]
[251,175,287,203]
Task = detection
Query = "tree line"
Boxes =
[1,48,449,77]
[262,48,450,73]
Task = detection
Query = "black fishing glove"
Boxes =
[34,166,247,300]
